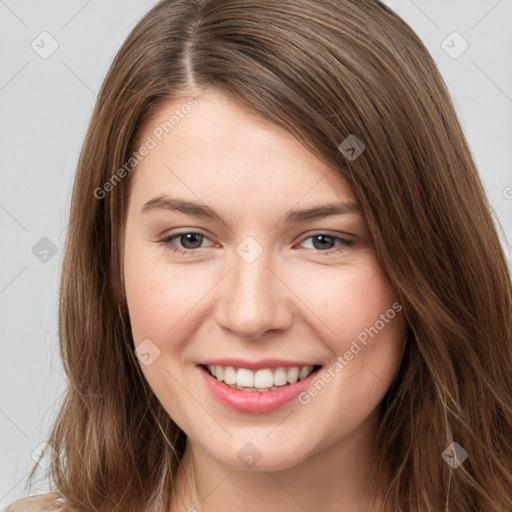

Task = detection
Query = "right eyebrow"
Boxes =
[141,196,222,221]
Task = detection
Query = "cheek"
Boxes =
[124,242,194,341]
[297,259,401,348]
[292,262,404,440]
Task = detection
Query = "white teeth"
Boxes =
[254,369,274,388]
[236,368,254,387]
[286,367,299,384]
[223,366,237,385]
[207,364,316,391]
[274,367,287,386]
[299,365,313,381]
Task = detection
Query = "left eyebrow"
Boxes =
[283,201,362,223]
[141,195,362,223]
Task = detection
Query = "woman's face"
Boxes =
[123,89,405,471]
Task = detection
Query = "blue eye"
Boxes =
[159,231,354,255]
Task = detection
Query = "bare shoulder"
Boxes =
[4,492,69,512]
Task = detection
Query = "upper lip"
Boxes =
[199,358,321,371]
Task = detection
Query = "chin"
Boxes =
[201,431,322,472]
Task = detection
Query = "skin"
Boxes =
[122,89,405,512]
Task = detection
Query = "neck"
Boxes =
[170,408,392,512]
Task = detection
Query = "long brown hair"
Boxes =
[10,0,512,510]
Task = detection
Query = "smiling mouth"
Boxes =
[200,364,322,392]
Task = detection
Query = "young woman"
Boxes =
[7,0,512,511]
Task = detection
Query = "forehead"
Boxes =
[129,90,355,208]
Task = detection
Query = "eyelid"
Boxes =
[158,229,214,248]
[298,229,355,241]
[296,231,354,253]
[158,229,354,256]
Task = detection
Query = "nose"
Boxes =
[215,246,293,341]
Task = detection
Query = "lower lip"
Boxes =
[199,366,320,414]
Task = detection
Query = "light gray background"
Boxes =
[1,0,511,507]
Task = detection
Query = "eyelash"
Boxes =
[158,230,354,256]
